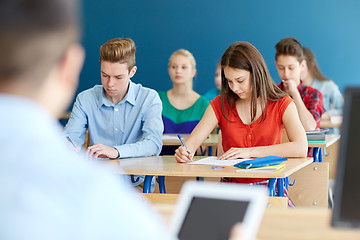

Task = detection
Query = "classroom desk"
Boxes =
[163,134,218,156]
[164,133,340,162]
[142,193,288,208]
[308,134,341,162]
[151,203,360,240]
[257,208,360,240]
[101,156,312,196]
[320,119,342,129]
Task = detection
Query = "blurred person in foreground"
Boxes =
[0,0,172,239]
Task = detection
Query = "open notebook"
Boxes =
[187,156,248,166]
[171,181,268,240]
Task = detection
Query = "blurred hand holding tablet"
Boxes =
[171,181,268,240]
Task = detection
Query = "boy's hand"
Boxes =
[87,143,119,159]
[282,79,298,97]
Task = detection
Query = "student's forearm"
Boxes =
[292,93,317,130]
[115,139,162,158]
[63,119,87,147]
[185,105,218,154]
[185,128,210,155]
[63,98,88,146]
[320,112,330,120]
[249,141,308,158]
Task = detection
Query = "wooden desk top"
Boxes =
[308,134,341,148]
[151,204,360,240]
[320,119,342,129]
[142,193,288,208]
[162,134,218,147]
[101,155,312,179]
[142,193,180,205]
[258,208,360,240]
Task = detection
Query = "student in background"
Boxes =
[275,37,325,131]
[175,42,307,184]
[0,0,171,239]
[64,38,163,191]
[204,63,221,101]
[302,47,344,120]
[158,49,209,154]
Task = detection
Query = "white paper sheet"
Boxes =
[187,156,249,166]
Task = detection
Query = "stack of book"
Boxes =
[306,128,328,143]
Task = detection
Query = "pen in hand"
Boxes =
[177,134,192,162]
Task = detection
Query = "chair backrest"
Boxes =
[82,129,90,148]
[217,130,223,156]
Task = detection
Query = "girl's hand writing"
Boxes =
[175,146,194,163]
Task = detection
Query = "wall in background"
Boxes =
[77,0,360,104]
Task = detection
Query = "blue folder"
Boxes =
[234,156,287,169]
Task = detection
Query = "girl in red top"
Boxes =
[175,42,308,183]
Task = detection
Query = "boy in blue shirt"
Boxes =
[64,38,163,190]
[65,38,163,159]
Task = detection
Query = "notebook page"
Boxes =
[187,156,248,166]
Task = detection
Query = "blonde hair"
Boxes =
[303,47,328,81]
[100,38,136,71]
[168,49,196,70]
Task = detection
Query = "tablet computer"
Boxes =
[171,181,268,240]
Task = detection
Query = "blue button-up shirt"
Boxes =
[64,81,164,158]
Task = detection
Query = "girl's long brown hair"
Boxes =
[220,42,287,123]
[303,47,328,81]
